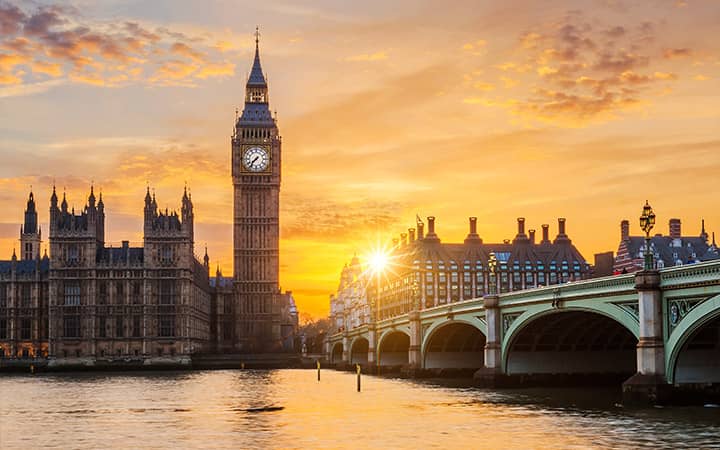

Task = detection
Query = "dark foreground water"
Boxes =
[1,370,719,449]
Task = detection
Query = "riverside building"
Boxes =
[329,216,591,331]
[613,218,719,273]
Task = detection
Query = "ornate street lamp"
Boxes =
[639,200,656,271]
[411,277,420,311]
[488,252,498,295]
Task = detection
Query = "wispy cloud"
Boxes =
[344,50,388,62]
[0,1,237,94]
[468,11,685,125]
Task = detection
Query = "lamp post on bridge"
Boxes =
[411,277,420,312]
[488,252,498,296]
[407,276,423,372]
[639,201,656,271]
[623,201,668,404]
[474,251,503,384]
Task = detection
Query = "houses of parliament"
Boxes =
[0,36,297,365]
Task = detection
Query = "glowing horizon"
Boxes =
[1,0,719,319]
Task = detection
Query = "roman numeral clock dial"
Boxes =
[242,146,269,172]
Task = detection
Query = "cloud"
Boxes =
[516,88,640,122]
[0,2,237,91]
[282,195,405,241]
[0,2,24,34]
[170,42,205,61]
[473,11,681,125]
[344,51,388,62]
[473,81,495,91]
[662,48,692,59]
[462,39,487,55]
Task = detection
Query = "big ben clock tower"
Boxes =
[231,30,282,351]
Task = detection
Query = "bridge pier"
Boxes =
[367,324,376,366]
[623,271,672,405]
[408,311,422,371]
[342,334,350,364]
[474,294,509,386]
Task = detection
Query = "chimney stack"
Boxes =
[517,217,526,236]
[621,220,630,241]
[427,216,435,234]
[417,222,424,239]
[541,224,550,244]
[558,218,566,236]
[424,216,440,242]
[669,218,681,239]
[465,217,482,243]
[408,228,416,243]
[392,238,399,248]
[529,229,536,244]
[401,233,407,247]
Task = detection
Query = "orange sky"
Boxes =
[1,0,719,317]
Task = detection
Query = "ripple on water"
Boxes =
[1,370,720,449]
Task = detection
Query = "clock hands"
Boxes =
[250,155,260,166]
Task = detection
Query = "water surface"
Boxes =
[1,370,719,449]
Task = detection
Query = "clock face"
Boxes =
[242,146,269,172]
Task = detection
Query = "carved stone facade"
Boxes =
[1,35,298,362]
[231,35,285,351]
[0,188,212,364]
[329,255,371,334]
[329,216,591,331]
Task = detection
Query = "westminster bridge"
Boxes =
[325,260,720,403]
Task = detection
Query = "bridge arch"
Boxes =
[502,306,637,378]
[666,295,720,384]
[330,342,343,364]
[349,336,369,365]
[422,320,486,369]
[377,329,410,367]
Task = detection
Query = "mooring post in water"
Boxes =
[356,364,361,392]
[317,360,321,382]
[241,362,245,370]
[30,364,35,374]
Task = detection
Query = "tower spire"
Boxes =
[247,27,267,88]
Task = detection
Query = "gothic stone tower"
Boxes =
[48,186,105,357]
[231,32,282,351]
[20,191,41,261]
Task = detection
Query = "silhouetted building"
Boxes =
[329,255,370,333]
[593,251,615,277]
[231,32,286,352]
[0,187,212,363]
[613,218,719,273]
[0,191,49,359]
[329,216,591,328]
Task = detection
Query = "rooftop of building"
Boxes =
[0,257,50,276]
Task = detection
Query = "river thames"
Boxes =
[1,369,719,449]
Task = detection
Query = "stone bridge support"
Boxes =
[474,294,507,386]
[623,271,670,404]
[342,334,350,364]
[408,311,422,370]
[367,325,376,366]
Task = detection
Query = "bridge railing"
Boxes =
[499,273,636,304]
[416,298,481,318]
[659,259,720,287]
[327,260,720,342]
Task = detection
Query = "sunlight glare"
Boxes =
[369,251,389,274]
